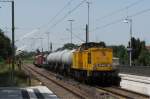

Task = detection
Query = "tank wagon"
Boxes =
[46,42,120,86]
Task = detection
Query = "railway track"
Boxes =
[23,64,90,99]
[23,64,150,99]
[96,86,149,99]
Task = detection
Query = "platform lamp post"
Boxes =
[68,19,74,44]
[0,0,15,83]
[45,32,50,52]
[124,18,132,66]
[39,37,44,53]
[86,1,91,43]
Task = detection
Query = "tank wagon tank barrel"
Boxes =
[47,50,75,65]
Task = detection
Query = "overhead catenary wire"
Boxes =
[40,0,74,29]
[92,19,123,32]
[28,0,87,41]
[72,32,85,42]
[44,0,144,45]
[46,0,87,32]
[67,0,143,33]
[0,0,13,2]
[92,8,150,32]
[14,0,74,42]
[95,0,144,22]
[129,8,150,17]
[15,0,87,46]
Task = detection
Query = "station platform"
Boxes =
[119,73,150,96]
[0,86,58,99]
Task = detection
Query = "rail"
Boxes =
[23,64,88,99]
[97,86,149,99]
[23,64,150,99]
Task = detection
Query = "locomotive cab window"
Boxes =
[88,53,91,64]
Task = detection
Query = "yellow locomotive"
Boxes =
[71,42,120,85]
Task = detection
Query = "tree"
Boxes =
[57,43,78,51]
[0,29,12,60]
[99,41,106,47]
[130,38,142,61]
[138,49,150,66]
[128,37,150,66]
[109,45,129,65]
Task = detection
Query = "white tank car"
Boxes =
[57,50,68,63]
[47,52,55,63]
[47,49,75,65]
[61,49,75,65]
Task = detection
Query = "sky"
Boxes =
[0,0,150,51]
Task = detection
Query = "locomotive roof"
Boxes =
[80,42,104,49]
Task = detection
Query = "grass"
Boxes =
[0,64,11,86]
[0,62,40,87]
[23,57,34,64]
[0,60,4,65]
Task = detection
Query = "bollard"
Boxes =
[28,71,31,86]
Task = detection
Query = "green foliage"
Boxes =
[130,38,144,61]
[0,64,29,87]
[129,37,150,66]
[0,56,4,64]
[57,43,79,51]
[0,29,12,60]
[63,43,78,49]
[137,49,150,66]
[108,37,150,66]
[99,41,106,47]
[19,51,35,61]
[109,45,129,65]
